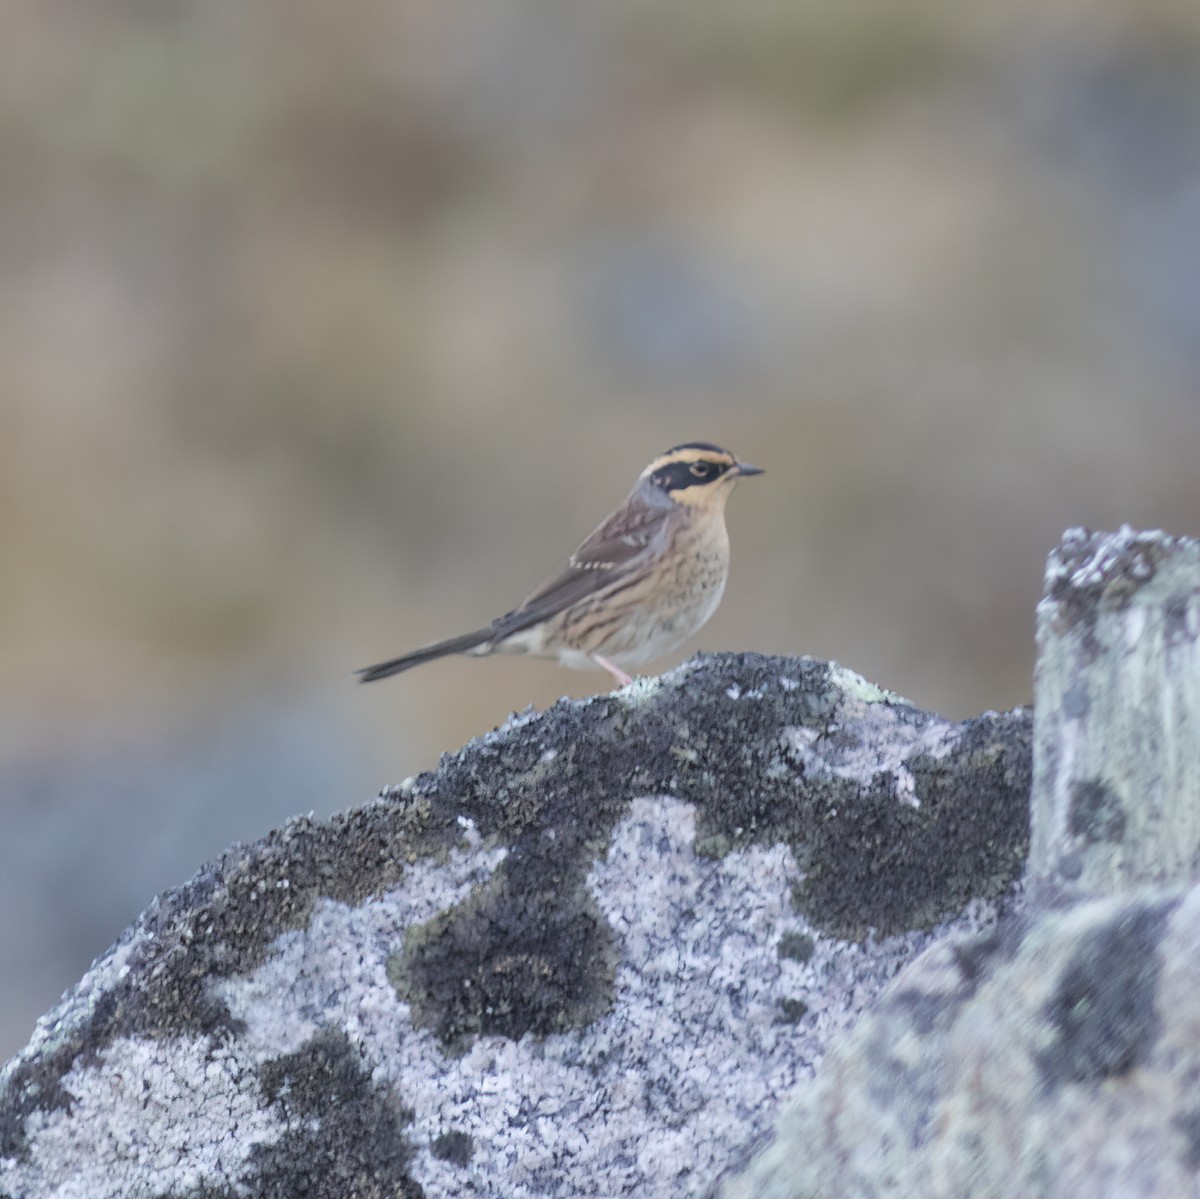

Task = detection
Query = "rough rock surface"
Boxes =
[718,887,1200,1199]
[1032,525,1200,897]
[719,528,1200,1199]
[0,653,1031,1199]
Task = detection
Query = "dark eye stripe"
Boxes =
[652,461,729,491]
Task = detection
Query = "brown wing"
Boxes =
[569,482,677,569]
[487,482,679,643]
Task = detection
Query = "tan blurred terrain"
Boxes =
[3,0,1200,1061]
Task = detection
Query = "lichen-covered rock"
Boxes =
[719,886,1200,1199]
[719,528,1200,1199]
[1033,526,1200,897]
[0,653,1031,1199]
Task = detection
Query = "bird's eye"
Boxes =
[689,462,711,478]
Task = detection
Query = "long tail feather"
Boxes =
[356,629,492,682]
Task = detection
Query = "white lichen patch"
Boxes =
[0,1036,280,1199]
[783,699,961,808]
[615,672,666,705]
[825,660,905,706]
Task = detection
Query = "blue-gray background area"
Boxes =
[4,0,1200,1061]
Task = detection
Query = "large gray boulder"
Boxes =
[0,651,1030,1198]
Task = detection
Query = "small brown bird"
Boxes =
[358,442,763,687]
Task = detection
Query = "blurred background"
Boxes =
[4,0,1200,1062]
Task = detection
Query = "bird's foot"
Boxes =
[592,653,633,687]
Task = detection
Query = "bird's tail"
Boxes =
[356,629,492,683]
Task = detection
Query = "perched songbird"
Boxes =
[357,442,764,687]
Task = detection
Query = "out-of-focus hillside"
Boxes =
[3,0,1200,1061]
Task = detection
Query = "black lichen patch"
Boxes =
[870,719,1029,930]
[787,775,926,938]
[431,1130,474,1166]
[781,713,1031,940]
[248,1030,423,1198]
[1068,778,1126,844]
[777,997,809,1023]
[777,931,815,962]
[390,873,618,1050]
[1039,901,1173,1088]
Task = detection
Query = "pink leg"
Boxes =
[592,653,633,686]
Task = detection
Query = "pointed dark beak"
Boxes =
[735,461,765,477]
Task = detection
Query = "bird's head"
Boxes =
[639,442,764,509]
